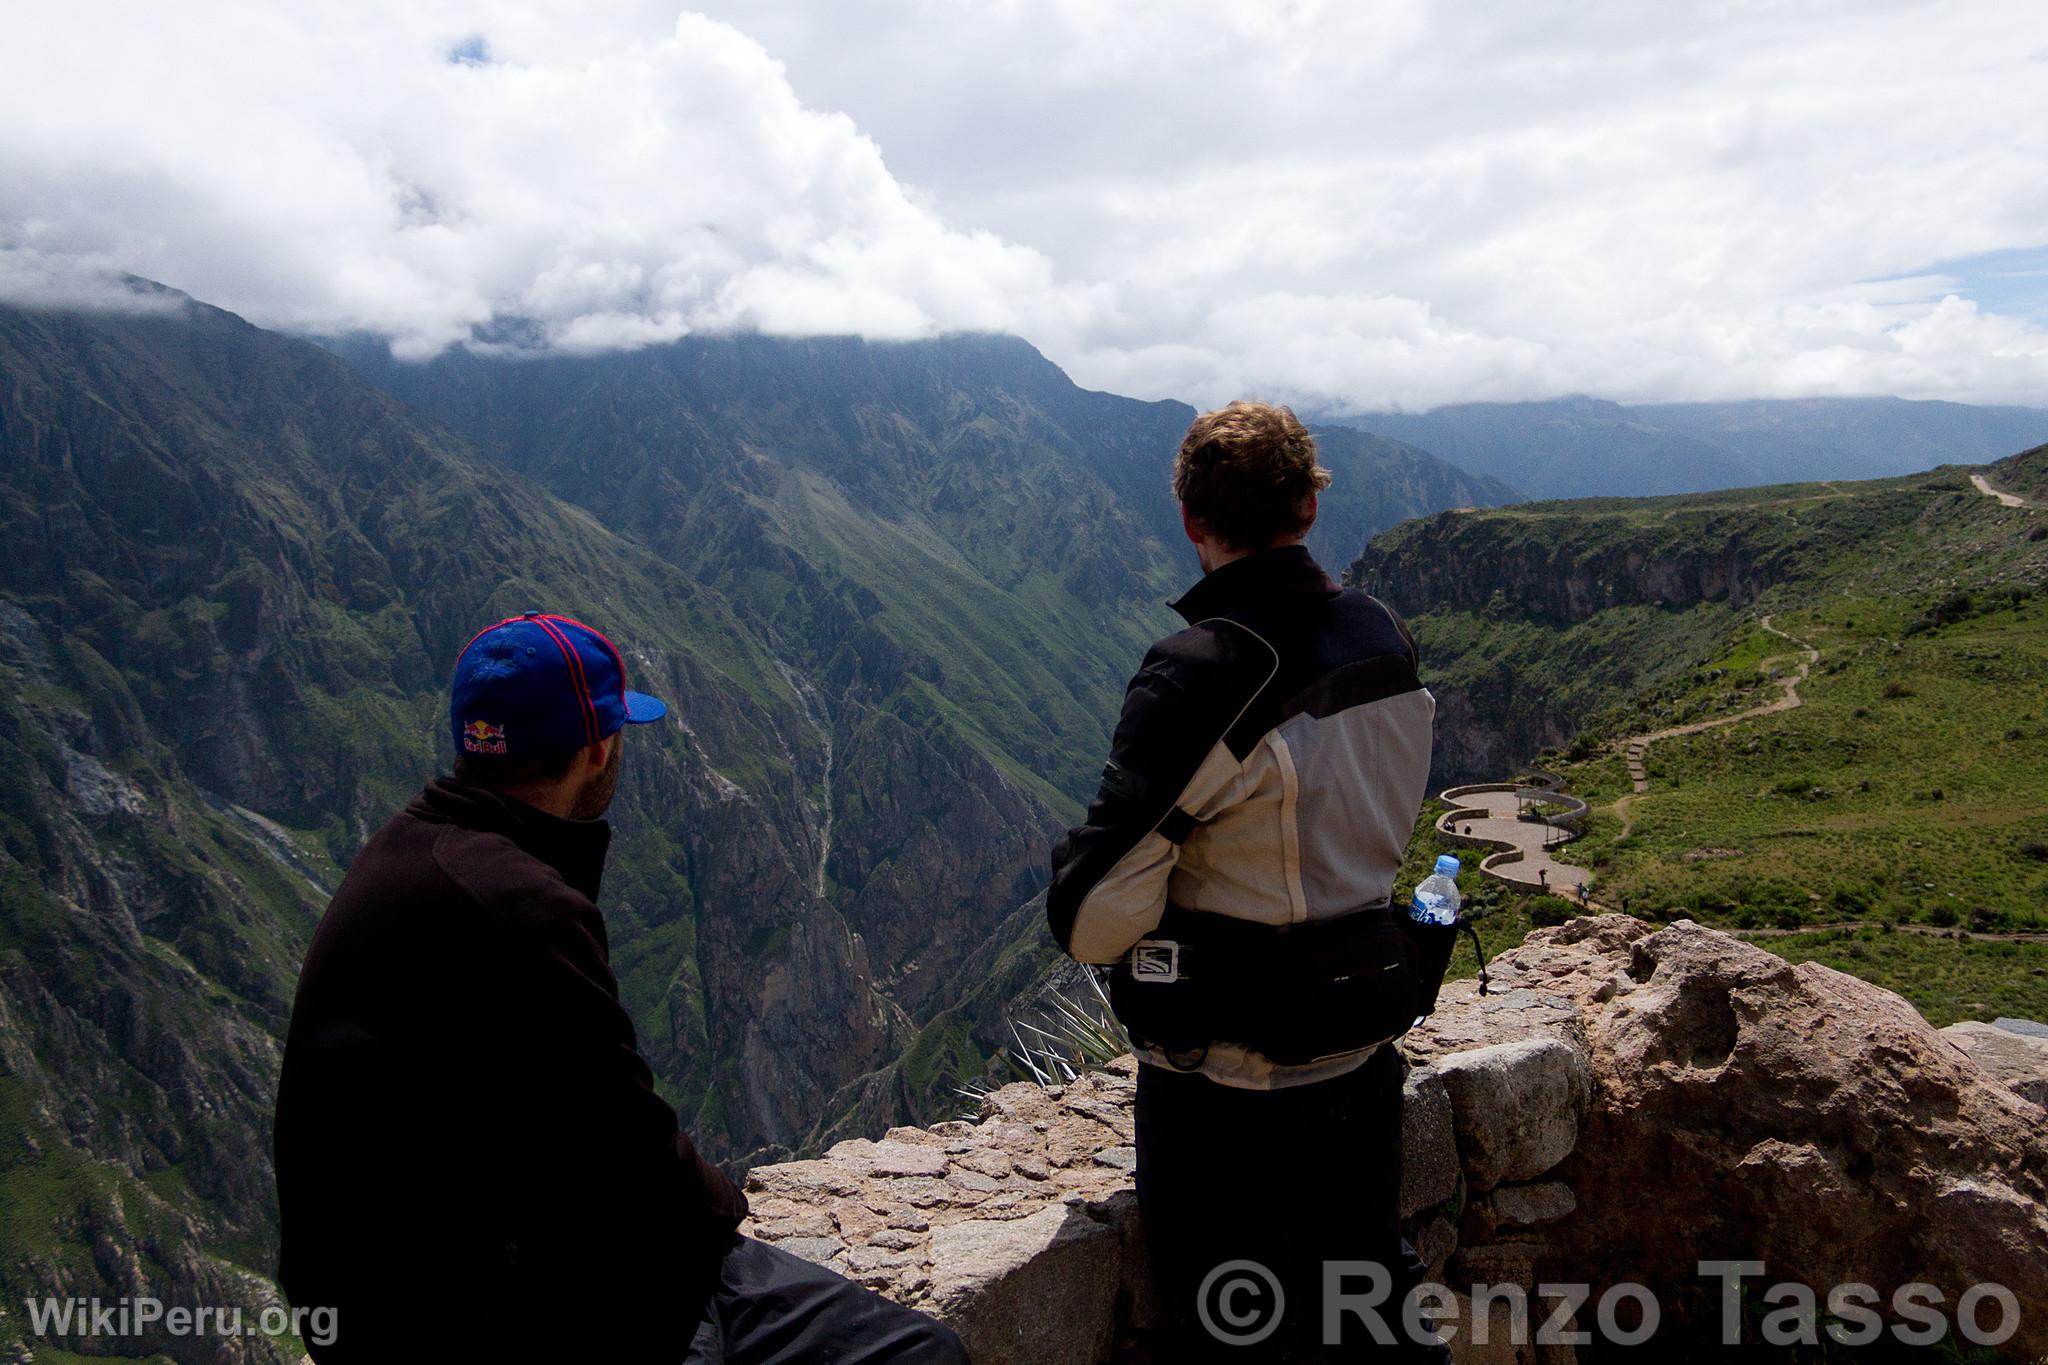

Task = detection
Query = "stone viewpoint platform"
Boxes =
[739,917,2048,1363]
[1436,772,1593,896]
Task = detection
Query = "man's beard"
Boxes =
[568,737,622,820]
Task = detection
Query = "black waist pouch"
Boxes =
[1109,902,1465,1066]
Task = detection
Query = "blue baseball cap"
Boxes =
[450,613,667,759]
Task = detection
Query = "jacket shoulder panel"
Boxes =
[431,825,595,936]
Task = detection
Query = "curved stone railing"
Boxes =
[1434,778,1591,891]
[1451,784,1586,825]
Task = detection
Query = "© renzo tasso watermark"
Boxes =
[20,1296,339,1349]
[1195,1258,2023,1350]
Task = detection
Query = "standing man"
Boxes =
[1049,405,1448,1360]
[276,612,965,1363]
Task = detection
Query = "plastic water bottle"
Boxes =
[1410,855,1462,925]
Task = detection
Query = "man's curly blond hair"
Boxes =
[1171,401,1331,551]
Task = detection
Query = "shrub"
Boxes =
[1882,681,1914,699]
[1526,895,1577,927]
[1925,903,1960,928]
[2019,840,2048,863]
[1909,590,1976,633]
[1768,903,1809,930]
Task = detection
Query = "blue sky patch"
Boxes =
[1923,245,2048,324]
[447,35,491,67]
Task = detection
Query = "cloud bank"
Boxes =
[4,0,2047,408]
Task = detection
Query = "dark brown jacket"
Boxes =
[275,778,745,1362]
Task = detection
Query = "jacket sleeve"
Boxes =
[499,894,749,1283]
[1047,623,1271,963]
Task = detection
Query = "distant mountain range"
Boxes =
[0,284,1507,1358]
[1347,395,2048,500]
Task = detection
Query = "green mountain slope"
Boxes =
[0,287,1510,1357]
[0,294,883,1358]
[331,331,1518,1111]
[1353,446,2048,1023]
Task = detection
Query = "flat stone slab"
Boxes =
[1941,1021,2048,1107]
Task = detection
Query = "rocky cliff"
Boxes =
[1348,463,2044,784]
[742,917,2048,1362]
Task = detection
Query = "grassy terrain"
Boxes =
[1378,448,2048,1028]
[1571,594,2048,928]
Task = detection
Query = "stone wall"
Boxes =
[739,918,2048,1362]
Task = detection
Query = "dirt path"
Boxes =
[1971,472,2036,509]
[1619,615,1819,794]
[1734,919,2048,944]
[1610,791,1639,841]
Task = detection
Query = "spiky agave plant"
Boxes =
[955,969,1132,1113]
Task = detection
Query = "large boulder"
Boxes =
[1541,917,2048,1358]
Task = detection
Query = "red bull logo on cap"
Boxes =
[461,719,507,754]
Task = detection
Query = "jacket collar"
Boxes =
[409,777,613,901]
[1169,544,1340,625]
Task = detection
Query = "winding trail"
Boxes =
[1621,614,1819,796]
[1588,473,2027,907]
[1971,472,2037,509]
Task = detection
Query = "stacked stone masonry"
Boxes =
[740,917,2048,1363]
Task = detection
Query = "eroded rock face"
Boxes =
[1552,919,2048,1360]
[740,917,2048,1362]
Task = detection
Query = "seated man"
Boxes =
[275,612,965,1363]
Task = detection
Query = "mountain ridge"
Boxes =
[1345,394,2048,500]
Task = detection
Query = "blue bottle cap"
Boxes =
[1434,854,1462,877]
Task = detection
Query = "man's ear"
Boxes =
[1299,490,1319,533]
[580,735,613,775]
[1181,502,1205,546]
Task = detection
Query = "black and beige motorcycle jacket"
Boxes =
[1047,544,1436,1087]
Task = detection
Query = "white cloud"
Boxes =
[4,0,2048,408]
[0,2,1072,358]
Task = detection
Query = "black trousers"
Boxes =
[1134,1045,1450,1362]
[684,1236,968,1364]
